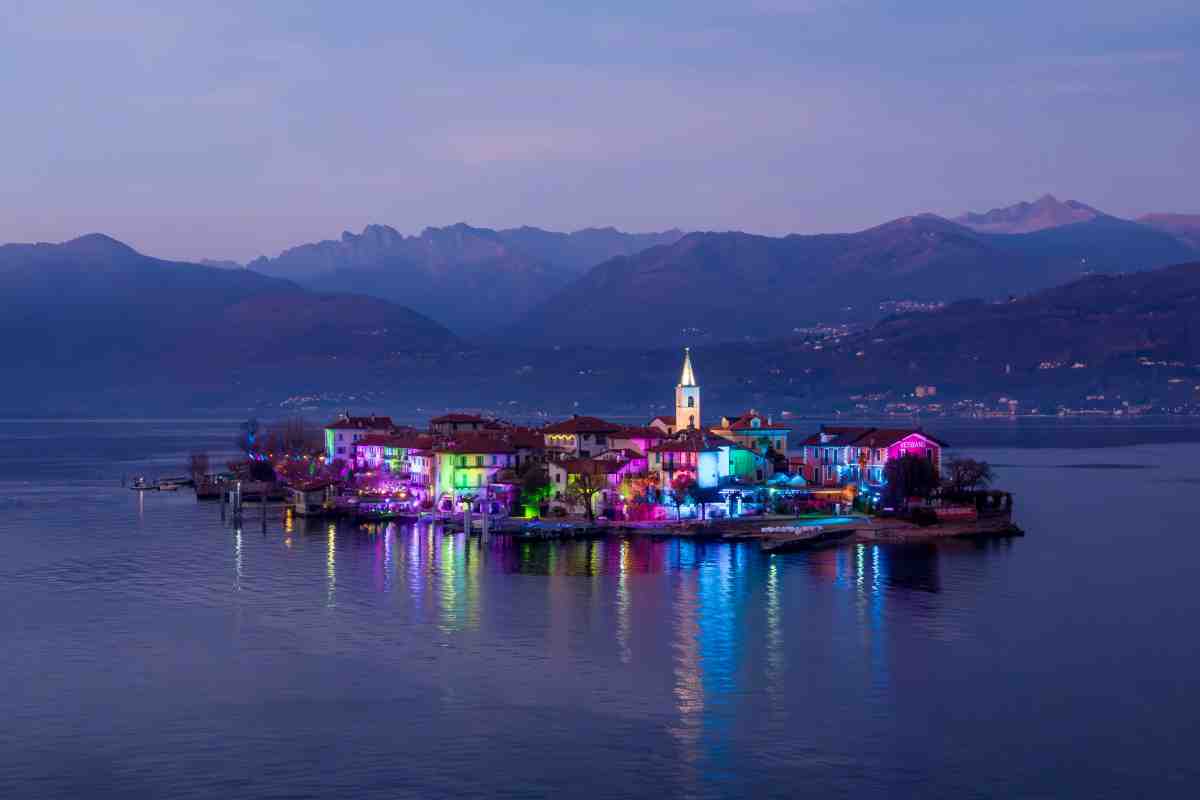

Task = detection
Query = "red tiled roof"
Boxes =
[435,436,517,455]
[799,426,947,448]
[324,415,395,431]
[612,426,667,440]
[505,428,547,449]
[725,411,791,431]
[855,428,948,448]
[357,433,433,449]
[542,415,623,434]
[598,448,644,461]
[554,458,629,476]
[649,433,720,453]
[650,415,675,425]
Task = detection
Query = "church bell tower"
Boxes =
[674,347,700,431]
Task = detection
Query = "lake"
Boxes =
[1,420,1198,798]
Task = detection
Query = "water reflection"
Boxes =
[616,539,632,663]
[326,523,336,607]
[279,520,1014,766]
[670,563,703,792]
[234,528,242,591]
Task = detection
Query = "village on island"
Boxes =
[171,350,1017,549]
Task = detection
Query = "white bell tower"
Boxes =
[674,348,700,431]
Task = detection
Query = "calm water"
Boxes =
[1,421,1199,798]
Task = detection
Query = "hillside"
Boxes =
[0,234,459,409]
[507,213,1195,345]
[1137,213,1200,251]
[246,223,685,334]
[690,261,1200,411]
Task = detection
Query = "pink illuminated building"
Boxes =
[796,426,946,487]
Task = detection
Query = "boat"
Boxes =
[157,476,194,490]
[129,477,158,491]
[759,523,857,553]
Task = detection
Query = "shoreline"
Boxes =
[497,511,1023,549]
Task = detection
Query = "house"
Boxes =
[323,413,395,461]
[609,426,667,457]
[648,415,676,435]
[353,433,434,485]
[542,415,623,459]
[432,436,519,510]
[497,427,547,468]
[711,410,790,455]
[547,457,640,517]
[430,413,493,436]
[648,432,722,489]
[796,426,947,487]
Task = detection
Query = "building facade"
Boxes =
[796,426,946,487]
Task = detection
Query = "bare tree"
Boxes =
[944,457,995,494]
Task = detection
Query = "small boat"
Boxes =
[760,525,856,553]
[158,476,194,490]
[130,477,158,491]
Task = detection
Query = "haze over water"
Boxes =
[1,421,1198,798]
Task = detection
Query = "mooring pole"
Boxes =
[481,487,490,541]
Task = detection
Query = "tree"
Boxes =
[943,457,995,494]
[884,454,938,508]
[621,472,660,521]
[517,461,551,515]
[235,418,260,456]
[668,473,697,520]
[566,466,605,522]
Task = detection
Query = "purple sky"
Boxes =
[3,0,1197,262]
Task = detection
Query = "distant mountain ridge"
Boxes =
[245,223,685,334]
[953,194,1102,233]
[728,258,1200,407]
[507,209,1196,345]
[1137,213,1200,251]
[0,234,458,391]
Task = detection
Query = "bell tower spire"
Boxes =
[674,347,701,431]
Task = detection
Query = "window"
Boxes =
[475,455,484,467]
[687,396,694,408]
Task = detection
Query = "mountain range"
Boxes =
[508,201,1197,345]
[0,234,459,406]
[697,259,1200,410]
[4,196,1200,414]
[1137,213,1200,251]
[245,223,684,334]
[952,194,1102,233]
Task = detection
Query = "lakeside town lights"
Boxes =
[306,349,946,522]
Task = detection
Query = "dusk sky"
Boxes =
[3,0,1197,261]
